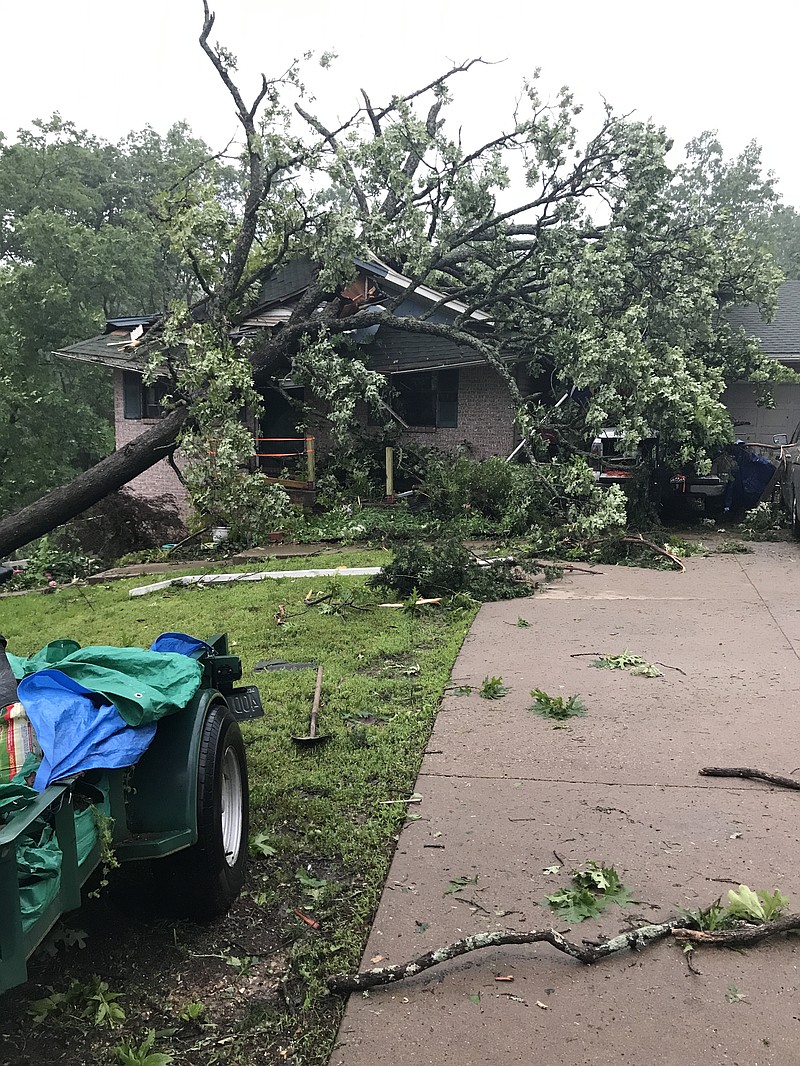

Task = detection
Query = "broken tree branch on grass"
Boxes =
[327,913,800,993]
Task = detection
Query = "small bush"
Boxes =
[23,537,100,585]
[373,535,541,601]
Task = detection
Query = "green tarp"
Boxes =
[7,642,203,727]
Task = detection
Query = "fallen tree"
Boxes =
[0,407,188,557]
[0,1,790,557]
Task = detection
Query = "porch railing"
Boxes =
[253,436,315,489]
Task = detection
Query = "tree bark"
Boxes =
[0,405,187,559]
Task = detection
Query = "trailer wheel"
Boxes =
[159,702,249,920]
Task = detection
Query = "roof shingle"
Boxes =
[727,280,800,358]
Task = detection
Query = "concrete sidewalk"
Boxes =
[332,542,800,1066]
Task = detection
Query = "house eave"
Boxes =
[54,347,148,373]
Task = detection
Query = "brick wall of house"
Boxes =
[113,370,190,513]
[112,363,517,506]
[397,365,516,458]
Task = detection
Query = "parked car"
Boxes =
[589,429,776,515]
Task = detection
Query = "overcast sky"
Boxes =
[3,0,798,204]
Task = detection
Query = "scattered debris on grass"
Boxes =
[529,689,587,725]
[372,535,542,602]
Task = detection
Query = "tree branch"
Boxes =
[360,89,382,137]
[328,913,800,993]
[328,920,686,992]
[373,58,494,120]
[294,103,369,215]
[699,767,800,791]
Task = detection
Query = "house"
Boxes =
[724,280,800,442]
[58,262,799,517]
[55,258,518,512]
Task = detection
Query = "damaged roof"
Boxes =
[727,281,800,360]
[253,255,491,324]
[55,257,493,375]
[57,330,151,372]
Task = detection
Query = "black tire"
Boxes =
[793,494,800,539]
[159,701,249,920]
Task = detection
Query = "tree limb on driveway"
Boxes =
[328,913,800,993]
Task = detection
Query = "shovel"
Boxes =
[293,664,330,748]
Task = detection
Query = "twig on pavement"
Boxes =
[700,767,800,791]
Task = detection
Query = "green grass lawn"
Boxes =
[0,552,475,1064]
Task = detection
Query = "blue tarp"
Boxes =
[149,632,214,659]
[18,671,157,791]
[9,633,206,791]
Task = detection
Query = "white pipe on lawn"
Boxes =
[129,566,382,598]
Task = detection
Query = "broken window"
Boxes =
[122,371,169,420]
[393,369,459,428]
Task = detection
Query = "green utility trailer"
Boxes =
[0,634,263,993]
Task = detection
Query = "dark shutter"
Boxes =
[436,369,459,428]
[122,371,143,419]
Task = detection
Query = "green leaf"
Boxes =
[445,874,478,896]
[295,868,328,890]
[758,889,790,920]
[726,884,765,921]
[468,992,481,1005]
[479,676,509,699]
[546,862,631,922]
[591,650,661,677]
[530,689,586,723]
[250,832,277,858]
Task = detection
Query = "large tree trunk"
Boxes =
[0,406,188,559]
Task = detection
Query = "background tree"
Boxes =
[0,115,236,513]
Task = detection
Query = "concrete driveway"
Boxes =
[331,541,800,1066]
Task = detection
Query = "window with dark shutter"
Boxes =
[393,369,459,428]
[122,371,168,420]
